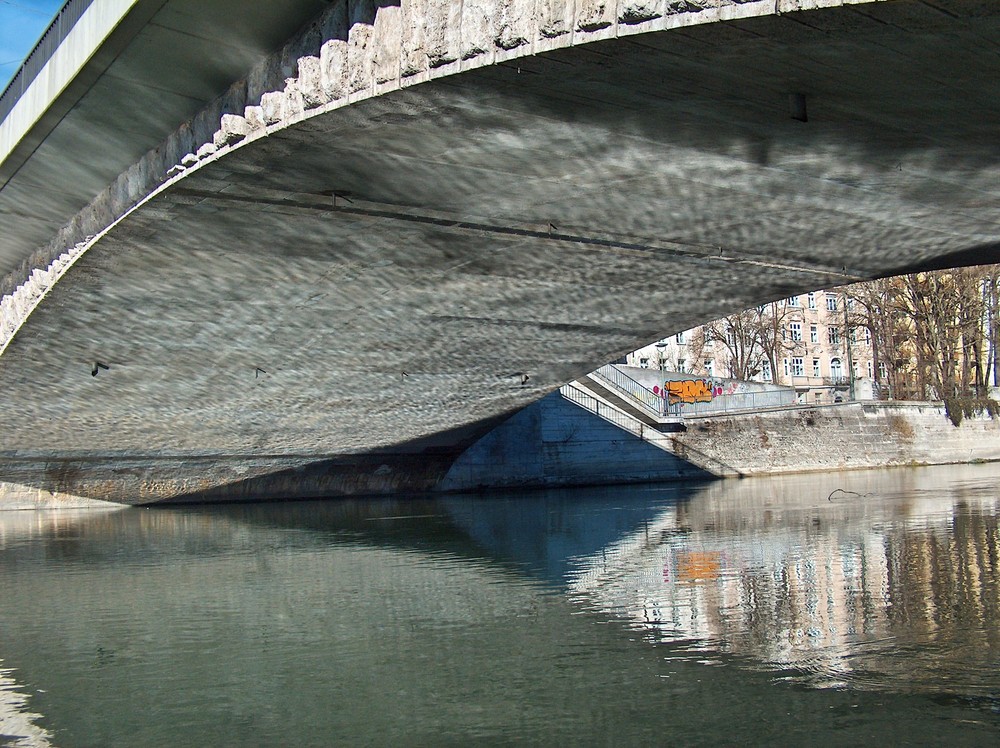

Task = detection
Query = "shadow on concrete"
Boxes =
[0,411,515,505]
[883,241,1000,277]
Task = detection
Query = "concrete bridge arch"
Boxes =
[0,0,999,502]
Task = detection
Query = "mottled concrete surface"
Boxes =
[0,0,336,288]
[1,0,1000,502]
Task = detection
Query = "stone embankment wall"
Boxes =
[673,401,1000,477]
[2,398,994,506]
[443,397,1000,493]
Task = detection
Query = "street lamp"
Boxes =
[842,291,855,401]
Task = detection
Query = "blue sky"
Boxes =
[1,0,64,91]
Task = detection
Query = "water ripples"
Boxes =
[2,466,1000,745]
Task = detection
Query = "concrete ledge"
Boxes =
[0,0,141,173]
[0,480,121,510]
[0,451,462,505]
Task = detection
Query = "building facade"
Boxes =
[627,290,876,405]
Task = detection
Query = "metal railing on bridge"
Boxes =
[0,0,95,122]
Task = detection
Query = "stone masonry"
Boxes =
[673,401,1000,477]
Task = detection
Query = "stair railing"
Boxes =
[560,384,652,441]
[591,364,681,419]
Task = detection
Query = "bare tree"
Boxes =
[865,266,1000,401]
[846,278,909,399]
[700,308,768,381]
[755,302,798,386]
[665,264,1000,403]
[985,267,1000,388]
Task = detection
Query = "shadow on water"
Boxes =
[0,480,701,590]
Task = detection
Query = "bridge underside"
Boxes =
[2,2,1000,502]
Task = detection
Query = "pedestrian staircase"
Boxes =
[559,381,740,478]
[559,383,679,448]
[574,364,685,430]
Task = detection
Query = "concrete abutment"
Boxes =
[1,399,997,506]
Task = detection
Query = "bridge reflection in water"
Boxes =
[1,464,999,745]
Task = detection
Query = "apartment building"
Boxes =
[627,289,876,404]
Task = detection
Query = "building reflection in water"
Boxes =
[567,466,1000,697]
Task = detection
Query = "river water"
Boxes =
[1,463,999,746]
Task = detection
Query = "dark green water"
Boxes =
[2,464,1000,746]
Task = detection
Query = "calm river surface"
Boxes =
[2,463,1000,746]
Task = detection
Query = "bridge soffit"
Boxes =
[0,0,887,354]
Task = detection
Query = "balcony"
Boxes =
[786,375,853,390]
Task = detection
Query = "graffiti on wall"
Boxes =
[653,379,714,405]
[713,380,749,397]
[650,378,760,405]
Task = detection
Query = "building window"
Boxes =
[867,361,873,379]
[676,331,685,344]
[864,329,871,346]
[813,358,821,377]
[830,358,843,378]
[783,358,790,376]
[810,324,818,343]
[677,359,686,373]
[828,326,840,345]
[791,357,804,377]
[789,322,802,342]
[807,292,816,309]
[640,358,649,369]
[761,360,772,381]
[826,295,838,311]
[704,360,714,376]
[786,296,800,307]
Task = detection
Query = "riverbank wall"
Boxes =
[674,401,1000,477]
[438,393,713,492]
[441,396,1000,491]
[3,397,998,507]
